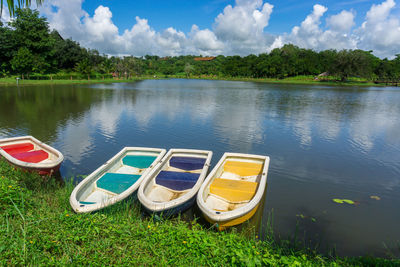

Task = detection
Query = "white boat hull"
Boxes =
[138,149,212,215]
[70,147,166,213]
[197,152,270,230]
[0,136,64,175]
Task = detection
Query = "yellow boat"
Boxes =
[196,152,270,230]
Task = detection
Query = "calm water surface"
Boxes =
[1,79,399,257]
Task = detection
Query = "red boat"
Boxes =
[0,136,64,175]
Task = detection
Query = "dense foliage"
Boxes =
[1,8,400,82]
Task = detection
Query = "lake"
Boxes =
[0,79,399,257]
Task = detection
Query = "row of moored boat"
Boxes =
[0,136,270,230]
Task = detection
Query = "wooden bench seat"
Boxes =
[97,173,141,194]
[122,155,157,169]
[11,150,48,163]
[223,161,263,177]
[169,157,206,171]
[210,178,258,203]
[155,171,200,191]
[1,142,34,154]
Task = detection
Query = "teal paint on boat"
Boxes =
[122,155,157,169]
[97,173,141,194]
[79,201,96,205]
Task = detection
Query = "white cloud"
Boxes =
[38,0,400,58]
[273,0,400,58]
[156,27,187,56]
[213,0,274,54]
[118,17,157,56]
[288,4,329,49]
[39,0,275,56]
[190,25,224,55]
[1,5,11,23]
[40,0,87,40]
[277,5,357,52]
[83,5,119,52]
[356,0,400,58]
[366,0,395,23]
[327,10,355,33]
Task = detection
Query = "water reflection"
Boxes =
[1,80,400,257]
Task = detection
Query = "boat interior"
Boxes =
[0,141,54,164]
[77,152,158,205]
[203,158,264,212]
[144,154,207,203]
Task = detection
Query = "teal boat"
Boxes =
[70,147,166,213]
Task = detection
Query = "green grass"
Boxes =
[0,159,398,265]
[173,75,383,87]
[0,77,145,86]
[0,75,388,87]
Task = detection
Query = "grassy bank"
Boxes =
[0,160,397,265]
[0,75,392,87]
[172,75,386,87]
[0,77,145,86]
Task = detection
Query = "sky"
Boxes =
[2,0,400,58]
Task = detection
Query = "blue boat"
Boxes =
[70,147,166,213]
[138,149,213,215]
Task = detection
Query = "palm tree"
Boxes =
[1,0,44,17]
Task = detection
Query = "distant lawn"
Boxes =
[0,75,388,87]
[0,77,143,86]
[174,75,384,87]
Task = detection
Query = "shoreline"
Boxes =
[0,77,144,86]
[0,159,397,265]
[0,76,394,87]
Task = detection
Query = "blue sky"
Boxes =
[79,0,396,34]
[6,0,396,58]
[81,0,233,34]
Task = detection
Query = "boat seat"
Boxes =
[97,172,141,194]
[1,143,34,154]
[169,156,206,171]
[122,155,157,169]
[155,171,199,191]
[223,161,263,177]
[210,178,258,203]
[11,150,48,163]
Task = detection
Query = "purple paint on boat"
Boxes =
[156,171,200,191]
[169,156,206,171]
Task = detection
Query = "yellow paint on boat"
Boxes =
[210,178,258,203]
[223,161,263,176]
[204,203,260,231]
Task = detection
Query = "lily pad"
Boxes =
[370,196,381,200]
[332,199,344,204]
[332,198,355,205]
[342,199,355,205]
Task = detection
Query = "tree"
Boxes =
[392,54,400,82]
[11,47,34,79]
[184,63,194,77]
[0,21,16,75]
[329,50,376,81]
[51,31,88,70]
[8,8,54,73]
[75,59,93,80]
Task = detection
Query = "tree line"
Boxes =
[1,8,400,82]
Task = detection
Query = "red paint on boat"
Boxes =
[1,143,34,154]
[11,150,49,163]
